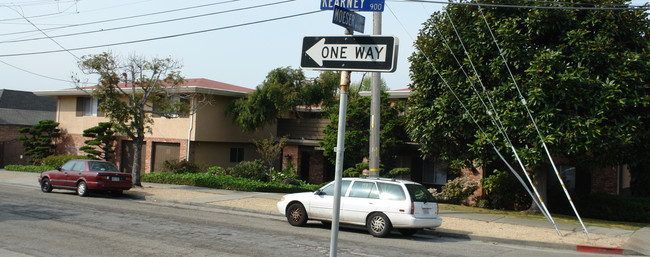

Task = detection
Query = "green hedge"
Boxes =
[142,172,320,193]
[573,193,650,223]
[4,165,54,173]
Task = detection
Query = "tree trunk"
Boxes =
[132,138,143,187]
[526,165,548,213]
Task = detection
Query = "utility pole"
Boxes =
[369,12,382,178]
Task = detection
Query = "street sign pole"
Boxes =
[369,12,382,178]
[329,28,353,257]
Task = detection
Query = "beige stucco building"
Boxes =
[36,78,275,174]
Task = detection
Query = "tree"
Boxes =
[349,75,389,97]
[79,122,116,161]
[18,120,61,164]
[407,1,650,195]
[320,91,407,170]
[75,52,187,186]
[253,135,288,170]
[226,67,340,132]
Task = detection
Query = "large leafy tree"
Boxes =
[226,67,339,132]
[320,91,407,170]
[18,120,61,164]
[407,1,650,195]
[75,52,187,186]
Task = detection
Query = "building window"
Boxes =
[76,97,100,117]
[230,148,244,163]
[422,160,448,185]
[152,95,190,118]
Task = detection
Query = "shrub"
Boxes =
[343,162,387,177]
[388,167,410,179]
[41,155,91,167]
[481,169,531,210]
[226,160,269,181]
[572,193,650,223]
[141,172,320,193]
[162,159,204,174]
[429,176,479,205]
[268,167,298,183]
[4,165,54,173]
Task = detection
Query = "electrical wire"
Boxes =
[0,0,240,37]
[0,0,293,44]
[0,59,76,83]
[403,0,649,10]
[0,9,324,57]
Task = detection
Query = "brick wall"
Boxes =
[0,125,30,166]
[591,166,618,194]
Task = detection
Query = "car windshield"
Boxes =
[88,161,119,172]
[406,184,436,202]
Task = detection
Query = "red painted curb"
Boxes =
[576,244,624,254]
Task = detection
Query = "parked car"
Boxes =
[277,177,442,237]
[39,159,132,197]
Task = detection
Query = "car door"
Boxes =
[309,180,351,220]
[67,160,86,187]
[341,181,379,224]
[49,161,75,187]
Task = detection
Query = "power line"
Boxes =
[404,0,649,11]
[0,59,75,83]
[0,9,324,57]
[3,4,79,59]
[0,0,240,36]
[0,0,293,44]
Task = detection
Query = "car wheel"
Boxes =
[77,181,88,197]
[286,203,308,226]
[41,178,53,193]
[398,228,420,236]
[110,190,123,197]
[367,213,392,237]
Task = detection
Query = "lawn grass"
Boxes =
[438,203,647,231]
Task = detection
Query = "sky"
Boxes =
[1,0,647,93]
[0,0,446,92]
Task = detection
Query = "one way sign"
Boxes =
[300,36,398,72]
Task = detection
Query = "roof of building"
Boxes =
[358,88,412,98]
[34,78,254,97]
[0,89,56,126]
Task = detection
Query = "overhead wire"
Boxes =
[0,0,240,37]
[0,8,324,57]
[404,0,649,10]
[3,4,79,60]
[0,0,294,44]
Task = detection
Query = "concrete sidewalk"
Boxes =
[1,169,648,256]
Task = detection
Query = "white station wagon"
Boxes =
[277,177,442,237]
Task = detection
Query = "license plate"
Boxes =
[111,177,120,181]
[422,208,430,214]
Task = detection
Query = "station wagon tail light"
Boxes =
[435,203,439,215]
[410,202,415,215]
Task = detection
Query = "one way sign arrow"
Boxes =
[300,36,398,72]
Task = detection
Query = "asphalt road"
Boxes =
[0,183,615,257]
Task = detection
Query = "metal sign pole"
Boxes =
[329,28,353,257]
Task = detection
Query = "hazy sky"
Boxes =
[1,0,646,92]
[0,0,445,92]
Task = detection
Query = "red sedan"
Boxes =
[39,159,132,197]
